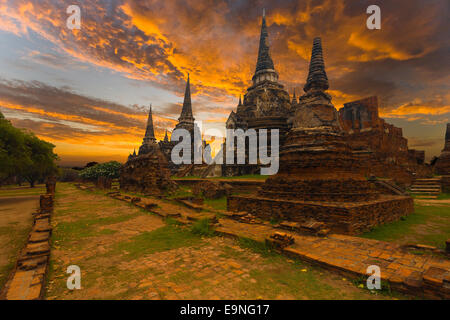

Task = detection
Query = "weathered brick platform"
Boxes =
[215,219,450,299]
[83,184,449,299]
[227,194,413,235]
[173,178,265,193]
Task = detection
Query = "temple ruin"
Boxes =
[224,10,291,176]
[435,123,450,193]
[222,11,430,185]
[435,123,450,176]
[121,105,176,194]
[227,37,414,235]
[339,96,431,185]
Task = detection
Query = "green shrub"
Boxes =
[190,218,215,236]
[79,161,122,180]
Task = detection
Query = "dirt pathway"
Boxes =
[0,195,38,289]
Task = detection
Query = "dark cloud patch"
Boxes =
[333,71,397,103]
[0,79,177,145]
[24,51,69,69]
[0,79,142,129]
[159,102,182,119]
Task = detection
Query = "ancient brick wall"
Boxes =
[95,176,112,189]
[228,194,413,235]
[339,96,431,184]
[340,96,379,131]
[409,149,425,164]
[441,176,450,193]
[120,149,177,195]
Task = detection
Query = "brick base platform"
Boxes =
[215,219,450,299]
[227,194,414,235]
[83,184,449,299]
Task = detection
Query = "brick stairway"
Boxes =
[176,164,195,177]
[410,178,441,199]
[373,179,408,196]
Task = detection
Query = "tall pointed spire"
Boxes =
[446,123,450,141]
[304,37,329,92]
[252,9,279,86]
[163,129,169,143]
[138,104,159,155]
[238,95,242,106]
[291,88,297,105]
[143,104,156,142]
[179,74,194,122]
[255,10,275,74]
[445,123,450,150]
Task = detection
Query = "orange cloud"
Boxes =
[0,0,448,163]
[381,104,450,118]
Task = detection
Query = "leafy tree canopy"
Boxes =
[0,112,58,186]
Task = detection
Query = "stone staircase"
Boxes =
[176,164,195,177]
[373,179,408,196]
[410,178,442,199]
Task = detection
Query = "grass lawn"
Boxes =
[204,196,227,211]
[437,193,450,200]
[0,184,46,197]
[361,202,450,249]
[46,183,403,300]
[165,185,194,199]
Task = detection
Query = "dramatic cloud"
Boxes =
[0,0,448,163]
[0,79,177,164]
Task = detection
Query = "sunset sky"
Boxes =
[0,0,449,166]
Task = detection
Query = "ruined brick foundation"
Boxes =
[228,194,413,235]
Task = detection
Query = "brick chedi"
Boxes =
[225,10,291,176]
[227,38,414,235]
[134,75,205,175]
[138,105,157,155]
[120,149,176,195]
[259,37,376,202]
[435,123,450,175]
[159,129,173,159]
[171,74,203,165]
[435,123,450,193]
[121,106,177,195]
[174,74,195,134]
